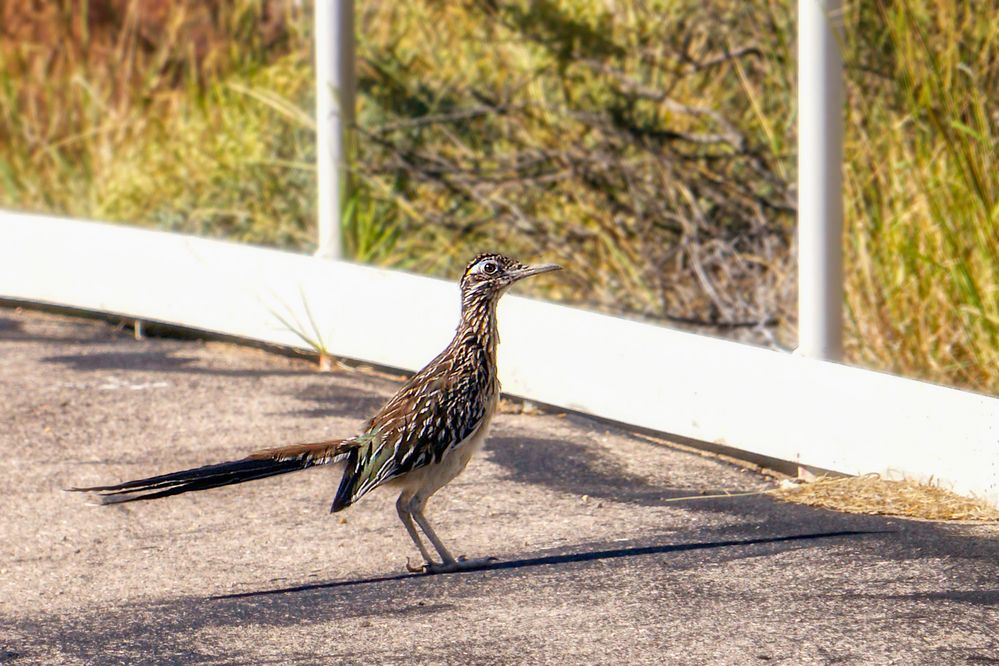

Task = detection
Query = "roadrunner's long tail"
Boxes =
[70,439,353,505]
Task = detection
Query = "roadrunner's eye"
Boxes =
[482,261,498,275]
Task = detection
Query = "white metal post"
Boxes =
[797,0,844,361]
[314,0,356,260]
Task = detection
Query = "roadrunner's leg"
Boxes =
[411,496,456,566]
[405,494,496,574]
[397,493,437,570]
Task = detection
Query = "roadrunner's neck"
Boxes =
[457,289,501,357]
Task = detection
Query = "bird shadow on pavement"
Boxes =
[281,381,387,419]
[486,435,780,513]
[42,350,310,378]
[213,529,888,601]
[0,313,125,345]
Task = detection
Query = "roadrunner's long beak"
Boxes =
[509,263,562,282]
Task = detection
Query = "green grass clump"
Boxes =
[842,1,999,391]
[95,55,318,248]
[0,0,996,395]
[0,0,317,248]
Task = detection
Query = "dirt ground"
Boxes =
[2,306,998,665]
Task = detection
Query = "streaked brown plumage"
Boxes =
[70,253,561,573]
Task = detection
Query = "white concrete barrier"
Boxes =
[2,211,997,507]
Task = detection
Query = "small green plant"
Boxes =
[268,287,337,371]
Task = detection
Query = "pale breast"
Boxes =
[391,405,495,500]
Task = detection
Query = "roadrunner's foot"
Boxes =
[406,557,428,573]
[408,556,498,574]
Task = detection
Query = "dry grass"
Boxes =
[774,475,999,523]
[0,0,996,394]
[352,0,796,341]
[0,0,317,245]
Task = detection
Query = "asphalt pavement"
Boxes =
[1,306,998,665]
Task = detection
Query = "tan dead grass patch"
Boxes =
[773,475,999,523]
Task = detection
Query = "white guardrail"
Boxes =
[2,211,997,507]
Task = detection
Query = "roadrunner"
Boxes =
[71,253,561,573]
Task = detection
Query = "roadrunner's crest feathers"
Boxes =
[71,253,561,574]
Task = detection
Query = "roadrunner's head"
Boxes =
[459,253,561,306]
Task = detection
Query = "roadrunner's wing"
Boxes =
[330,353,493,511]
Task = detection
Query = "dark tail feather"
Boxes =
[69,457,316,505]
[330,448,360,513]
[68,439,354,505]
